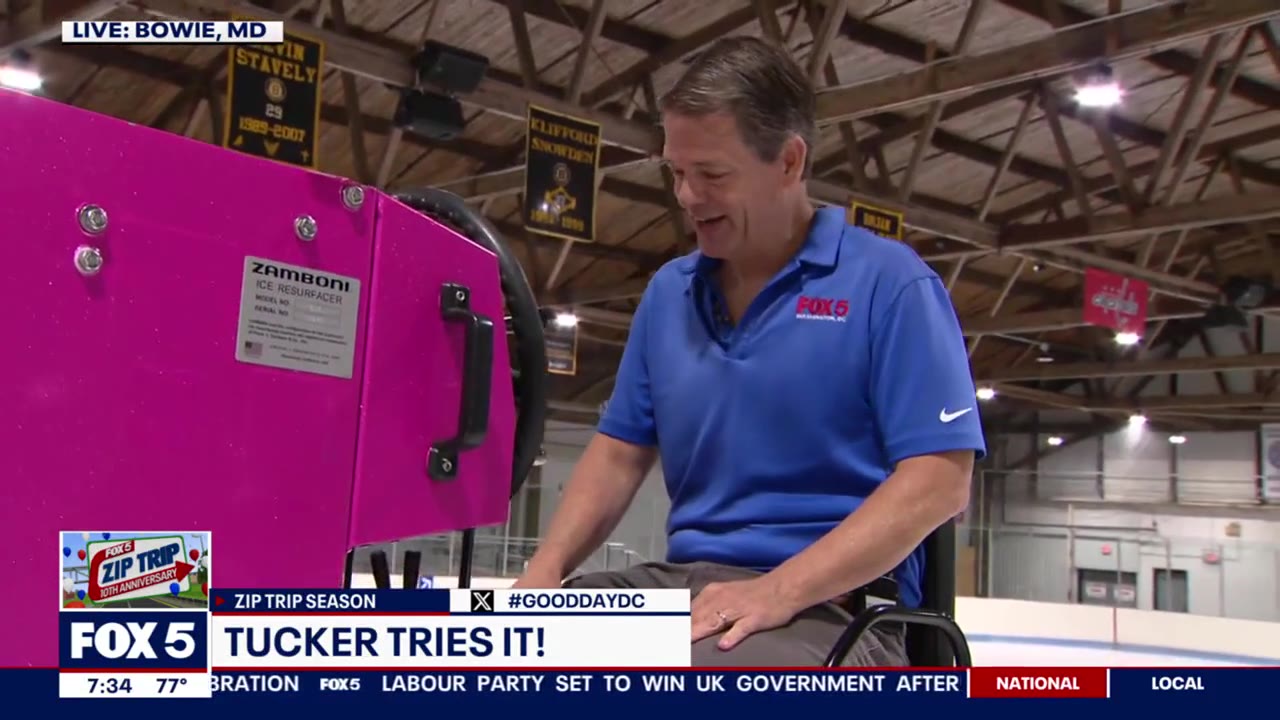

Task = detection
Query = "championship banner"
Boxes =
[524,104,600,243]
[545,320,578,376]
[849,201,903,241]
[1082,267,1148,334]
[1260,423,1280,502]
[223,15,324,168]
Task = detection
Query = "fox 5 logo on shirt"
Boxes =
[59,612,209,671]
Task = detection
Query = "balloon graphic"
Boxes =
[65,600,85,609]
[201,582,208,596]
[77,549,86,561]
[63,547,71,558]
[77,589,85,600]
[81,533,89,541]
[102,533,111,540]
[189,549,200,562]
[169,582,180,596]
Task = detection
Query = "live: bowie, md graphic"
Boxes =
[61,532,210,609]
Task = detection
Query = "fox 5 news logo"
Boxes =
[60,612,209,671]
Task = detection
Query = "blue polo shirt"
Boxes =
[597,205,986,608]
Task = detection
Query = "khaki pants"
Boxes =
[563,561,908,667]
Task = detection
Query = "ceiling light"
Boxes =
[1168,435,1187,445]
[1128,413,1147,428]
[1047,436,1064,447]
[1075,82,1123,108]
[1115,331,1140,346]
[553,312,578,329]
[976,387,996,401]
[0,65,41,92]
[1075,65,1123,108]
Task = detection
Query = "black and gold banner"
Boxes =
[545,321,578,376]
[524,104,601,243]
[849,201,904,241]
[223,16,324,168]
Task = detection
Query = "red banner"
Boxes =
[969,667,1109,699]
[1082,267,1148,333]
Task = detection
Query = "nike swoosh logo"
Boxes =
[939,407,973,423]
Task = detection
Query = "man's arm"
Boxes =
[767,450,971,610]
[772,274,983,608]
[516,281,663,587]
[519,435,658,583]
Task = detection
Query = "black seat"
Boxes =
[823,519,972,667]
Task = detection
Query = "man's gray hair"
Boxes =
[660,36,817,177]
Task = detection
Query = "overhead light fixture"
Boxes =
[1168,435,1187,445]
[0,50,41,92]
[1047,436,1064,447]
[976,387,996,401]
[1115,331,1140,346]
[1128,413,1147,428]
[1201,304,1249,330]
[1075,64,1123,108]
[553,312,579,329]
[1223,275,1271,310]
[1035,342,1054,363]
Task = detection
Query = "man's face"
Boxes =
[661,111,803,261]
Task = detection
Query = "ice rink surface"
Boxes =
[969,637,1276,667]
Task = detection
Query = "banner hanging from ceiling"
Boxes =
[1082,267,1148,334]
[523,104,601,243]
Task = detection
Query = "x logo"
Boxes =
[470,590,494,612]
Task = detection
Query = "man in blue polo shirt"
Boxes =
[513,36,985,667]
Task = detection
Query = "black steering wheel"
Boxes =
[392,188,548,500]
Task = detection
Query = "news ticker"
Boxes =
[61,20,285,44]
[48,668,1242,703]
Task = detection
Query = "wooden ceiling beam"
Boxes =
[499,0,668,57]
[997,0,1280,110]
[1,0,122,56]
[813,0,1280,124]
[1001,191,1280,250]
[960,303,1207,337]
[117,0,1257,303]
[578,6,759,108]
[995,123,1280,222]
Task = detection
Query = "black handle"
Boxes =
[394,188,547,499]
[429,283,494,480]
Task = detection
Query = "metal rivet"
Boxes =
[78,204,108,235]
[441,459,453,473]
[455,290,466,302]
[295,215,317,241]
[341,185,365,210]
[75,246,103,276]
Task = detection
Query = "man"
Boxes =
[513,36,985,667]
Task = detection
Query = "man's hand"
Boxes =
[510,568,562,590]
[690,574,802,651]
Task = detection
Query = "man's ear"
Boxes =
[781,134,807,182]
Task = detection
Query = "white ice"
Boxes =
[970,640,1274,667]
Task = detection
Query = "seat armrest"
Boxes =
[823,603,972,667]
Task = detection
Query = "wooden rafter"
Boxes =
[814,0,1280,124]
